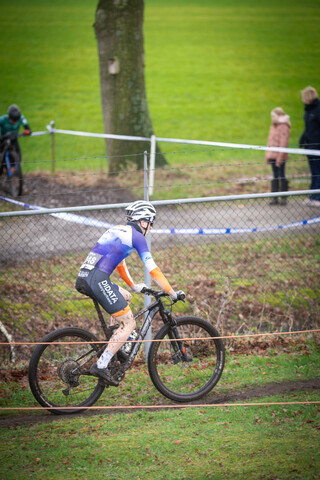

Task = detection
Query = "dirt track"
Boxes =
[1,378,319,428]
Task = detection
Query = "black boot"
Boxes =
[90,363,119,386]
[269,179,279,205]
[279,179,289,205]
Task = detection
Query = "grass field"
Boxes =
[1,392,319,480]
[1,0,319,181]
[1,3,319,478]
[1,339,319,479]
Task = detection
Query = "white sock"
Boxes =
[97,350,114,369]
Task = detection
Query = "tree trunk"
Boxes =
[94,0,167,172]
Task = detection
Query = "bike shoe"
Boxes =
[90,363,119,387]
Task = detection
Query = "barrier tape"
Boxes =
[48,128,320,157]
[1,196,320,235]
[1,328,319,346]
[22,127,320,156]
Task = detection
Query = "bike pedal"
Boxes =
[172,352,182,364]
[98,379,110,388]
[183,354,193,362]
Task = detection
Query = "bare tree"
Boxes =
[94,0,167,172]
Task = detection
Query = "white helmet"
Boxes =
[126,200,156,223]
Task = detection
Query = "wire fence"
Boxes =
[4,125,320,204]
[1,190,319,368]
[1,134,320,413]
[18,149,320,198]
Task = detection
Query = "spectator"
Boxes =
[0,104,32,163]
[265,107,291,205]
[300,86,320,206]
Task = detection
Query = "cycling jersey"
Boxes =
[79,222,172,293]
[0,114,30,136]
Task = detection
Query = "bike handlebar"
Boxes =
[0,132,25,142]
[141,287,186,302]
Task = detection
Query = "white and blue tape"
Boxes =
[1,195,320,235]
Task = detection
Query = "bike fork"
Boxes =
[5,152,12,177]
[169,326,192,363]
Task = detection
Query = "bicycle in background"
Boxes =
[0,132,23,197]
[28,288,225,415]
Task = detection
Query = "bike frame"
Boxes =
[0,133,23,198]
[92,292,181,370]
[0,133,22,171]
[4,150,12,177]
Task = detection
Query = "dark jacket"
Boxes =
[299,98,320,150]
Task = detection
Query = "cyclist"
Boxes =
[0,104,32,165]
[75,200,177,386]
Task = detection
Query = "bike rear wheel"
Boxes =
[148,316,225,402]
[28,327,105,415]
[8,158,23,197]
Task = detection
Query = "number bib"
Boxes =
[80,252,103,271]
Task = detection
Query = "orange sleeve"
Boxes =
[116,260,134,288]
[150,267,172,292]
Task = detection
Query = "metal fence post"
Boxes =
[143,151,152,358]
[149,135,156,196]
[49,120,55,176]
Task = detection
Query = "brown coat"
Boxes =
[265,115,291,166]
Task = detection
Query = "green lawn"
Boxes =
[1,6,319,477]
[1,391,319,479]
[0,0,319,176]
[1,337,319,479]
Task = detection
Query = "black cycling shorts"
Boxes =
[75,268,128,316]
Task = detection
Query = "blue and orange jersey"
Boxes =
[80,223,172,292]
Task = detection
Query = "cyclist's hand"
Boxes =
[168,288,177,300]
[23,129,31,136]
[131,283,148,293]
[169,289,186,302]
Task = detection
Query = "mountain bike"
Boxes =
[28,288,225,415]
[0,132,23,197]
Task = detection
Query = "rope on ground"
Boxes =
[0,329,318,412]
[0,401,319,412]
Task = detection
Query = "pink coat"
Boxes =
[265,115,291,166]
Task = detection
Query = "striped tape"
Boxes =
[1,196,320,235]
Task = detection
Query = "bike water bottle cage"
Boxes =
[8,105,21,122]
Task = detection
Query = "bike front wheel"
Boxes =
[148,316,225,402]
[4,151,23,197]
[28,327,105,415]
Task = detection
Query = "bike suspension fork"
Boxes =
[164,312,190,362]
[5,152,12,177]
